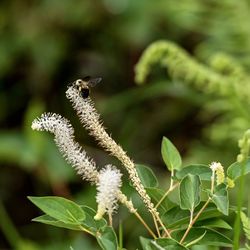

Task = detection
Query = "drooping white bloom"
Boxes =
[31,113,98,184]
[94,165,122,220]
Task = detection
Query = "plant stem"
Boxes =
[153,215,161,238]
[154,213,171,238]
[118,193,157,239]
[79,225,95,236]
[180,198,211,244]
[134,211,157,239]
[170,170,174,190]
[210,169,215,194]
[108,212,113,227]
[119,221,123,249]
[0,201,21,249]
[156,183,179,209]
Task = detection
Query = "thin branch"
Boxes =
[153,215,161,238]
[134,211,157,239]
[155,213,171,238]
[108,212,113,227]
[180,198,211,244]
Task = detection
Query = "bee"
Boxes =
[73,76,102,98]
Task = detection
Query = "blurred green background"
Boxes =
[1,0,250,249]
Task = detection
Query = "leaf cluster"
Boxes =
[30,136,250,249]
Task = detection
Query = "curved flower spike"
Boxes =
[66,86,157,216]
[31,113,99,184]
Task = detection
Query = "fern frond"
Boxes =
[237,129,250,163]
[241,211,250,241]
[209,52,247,79]
[135,41,231,95]
[135,40,250,101]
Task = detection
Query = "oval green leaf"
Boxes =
[136,164,158,188]
[176,164,211,181]
[185,231,206,248]
[211,184,229,216]
[151,238,188,249]
[28,196,85,224]
[161,203,223,229]
[227,158,250,180]
[140,237,152,250]
[172,228,232,247]
[140,237,188,250]
[81,206,106,232]
[195,218,232,230]
[32,214,82,231]
[96,226,118,250]
[161,137,182,171]
[179,174,201,211]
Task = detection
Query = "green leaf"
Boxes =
[81,206,106,232]
[172,227,232,247]
[96,226,118,250]
[140,237,188,250]
[32,206,106,234]
[195,218,232,229]
[32,215,82,231]
[28,196,85,224]
[179,174,201,211]
[161,137,182,171]
[227,158,250,180]
[161,203,224,229]
[185,231,206,248]
[140,237,153,250]
[136,164,158,188]
[211,184,229,215]
[176,164,211,181]
[241,211,250,241]
[145,187,176,213]
[151,238,188,249]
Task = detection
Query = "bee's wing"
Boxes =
[88,77,102,87]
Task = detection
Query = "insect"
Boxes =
[73,76,102,98]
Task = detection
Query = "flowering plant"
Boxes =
[28,81,250,249]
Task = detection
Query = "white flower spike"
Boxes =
[31,113,99,184]
[94,165,122,220]
[209,161,225,185]
[66,85,158,216]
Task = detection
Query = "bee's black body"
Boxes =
[71,76,102,99]
[80,88,90,98]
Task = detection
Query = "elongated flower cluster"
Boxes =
[32,113,137,220]
[209,162,225,185]
[66,86,157,216]
[94,165,122,220]
[31,113,99,184]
